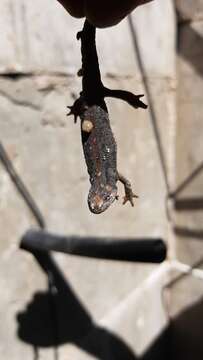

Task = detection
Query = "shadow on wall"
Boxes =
[16,249,203,360]
[144,297,203,360]
[169,297,203,360]
[177,15,203,77]
[0,129,150,360]
[16,251,138,360]
[0,125,166,359]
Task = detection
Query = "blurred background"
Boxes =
[0,0,203,359]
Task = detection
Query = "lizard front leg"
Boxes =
[67,95,87,123]
[118,172,138,207]
[103,87,147,109]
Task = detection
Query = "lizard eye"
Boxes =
[105,194,111,201]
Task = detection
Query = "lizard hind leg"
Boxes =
[118,172,138,207]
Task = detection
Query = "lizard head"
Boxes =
[88,184,117,214]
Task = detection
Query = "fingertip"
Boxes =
[57,0,85,18]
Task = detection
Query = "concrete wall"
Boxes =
[168,2,203,358]
[0,0,203,359]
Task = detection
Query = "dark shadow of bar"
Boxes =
[21,229,166,263]
[174,197,203,211]
[174,226,203,241]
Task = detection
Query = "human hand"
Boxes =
[57,0,153,27]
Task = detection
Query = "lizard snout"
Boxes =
[88,185,117,214]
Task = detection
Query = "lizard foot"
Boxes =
[77,68,83,77]
[103,88,147,109]
[118,172,138,207]
[123,189,138,207]
[67,97,87,123]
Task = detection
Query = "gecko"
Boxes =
[67,20,147,214]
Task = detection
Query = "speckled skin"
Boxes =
[81,104,118,213]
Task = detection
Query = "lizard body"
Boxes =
[81,104,118,213]
[68,20,147,214]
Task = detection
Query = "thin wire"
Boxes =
[0,142,45,228]
[128,15,170,194]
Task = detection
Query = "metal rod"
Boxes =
[21,229,166,263]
